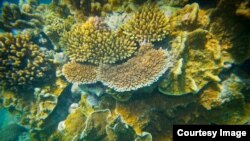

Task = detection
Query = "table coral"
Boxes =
[65,17,137,65]
[99,43,168,92]
[62,62,98,84]
[119,4,170,43]
[0,33,49,91]
[159,29,223,95]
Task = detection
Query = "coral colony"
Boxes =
[0,0,250,140]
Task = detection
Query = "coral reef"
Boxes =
[159,29,223,95]
[99,43,168,92]
[169,3,209,34]
[0,33,50,91]
[65,17,137,64]
[0,2,43,31]
[43,10,75,50]
[200,73,250,124]
[0,78,68,131]
[1,0,250,140]
[199,73,246,110]
[209,0,250,63]
[62,62,98,84]
[119,4,170,42]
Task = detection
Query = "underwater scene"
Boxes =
[0,0,250,140]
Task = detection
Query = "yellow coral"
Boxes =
[62,62,98,84]
[120,4,169,42]
[99,43,168,92]
[65,17,137,64]
[0,33,49,90]
[169,3,209,34]
[159,29,223,95]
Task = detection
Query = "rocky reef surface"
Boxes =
[0,0,250,141]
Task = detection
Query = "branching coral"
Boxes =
[62,62,98,84]
[119,4,170,43]
[0,33,49,90]
[99,43,168,92]
[65,17,137,65]
[0,2,43,31]
[43,9,75,50]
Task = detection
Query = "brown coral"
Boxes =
[99,43,168,92]
[119,4,170,42]
[0,33,49,90]
[62,62,98,84]
[65,17,137,65]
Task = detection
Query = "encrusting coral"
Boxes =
[169,3,209,34]
[99,43,168,92]
[0,33,50,90]
[159,29,223,95]
[65,17,137,65]
[119,4,170,43]
[62,62,98,84]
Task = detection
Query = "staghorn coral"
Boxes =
[65,17,137,65]
[62,62,98,84]
[159,29,223,95]
[169,3,209,34]
[0,33,50,91]
[119,4,170,43]
[99,43,168,92]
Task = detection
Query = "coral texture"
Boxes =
[65,17,137,64]
[120,4,169,42]
[159,29,223,95]
[99,43,168,92]
[169,3,209,34]
[0,33,49,90]
[62,62,98,84]
[0,2,43,31]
